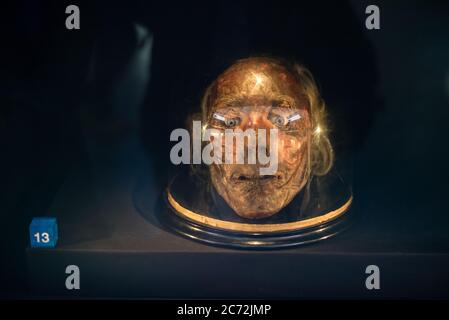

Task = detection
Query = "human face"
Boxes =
[205,58,312,219]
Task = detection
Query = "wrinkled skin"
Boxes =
[205,58,312,219]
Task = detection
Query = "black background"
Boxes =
[1,0,449,298]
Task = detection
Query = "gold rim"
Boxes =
[167,191,352,233]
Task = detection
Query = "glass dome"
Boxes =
[163,57,353,248]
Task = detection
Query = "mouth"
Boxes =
[231,173,282,184]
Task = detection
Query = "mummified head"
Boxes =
[201,57,333,219]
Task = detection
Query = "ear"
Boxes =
[311,134,334,176]
[293,63,334,176]
[200,83,216,123]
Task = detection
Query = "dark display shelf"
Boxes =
[26,136,449,299]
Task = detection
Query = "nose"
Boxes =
[242,111,273,131]
[240,111,275,159]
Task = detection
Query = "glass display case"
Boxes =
[8,1,449,301]
[163,57,353,248]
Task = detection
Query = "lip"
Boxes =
[231,173,283,185]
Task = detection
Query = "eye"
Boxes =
[269,114,287,127]
[224,117,241,128]
[212,112,241,128]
